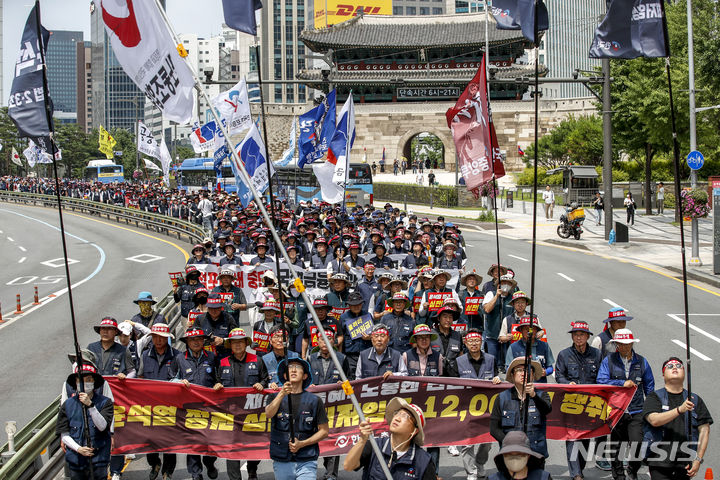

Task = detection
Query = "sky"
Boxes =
[3,0,227,106]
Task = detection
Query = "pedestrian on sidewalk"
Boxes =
[656,182,665,214]
[371,162,377,176]
[393,159,399,175]
[592,192,604,226]
[428,171,435,186]
[624,193,636,225]
[542,186,555,220]
[402,158,407,175]
[412,160,417,174]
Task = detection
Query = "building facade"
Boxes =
[76,41,92,133]
[530,0,603,98]
[46,30,83,119]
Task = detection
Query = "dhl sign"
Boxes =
[314,0,391,28]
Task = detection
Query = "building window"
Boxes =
[432,7,443,13]
[420,6,429,14]
[406,6,416,14]
[393,6,403,14]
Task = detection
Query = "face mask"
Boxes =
[500,285,511,294]
[504,454,529,473]
[343,239,351,248]
[139,303,153,317]
[78,381,94,393]
[196,297,208,305]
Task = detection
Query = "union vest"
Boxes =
[508,340,551,383]
[269,391,322,462]
[364,437,433,480]
[141,346,179,381]
[642,388,700,457]
[430,330,463,366]
[358,347,402,379]
[597,329,616,357]
[406,349,441,377]
[173,350,216,387]
[87,341,127,376]
[309,352,346,385]
[606,352,649,413]
[456,353,495,380]
[219,353,262,387]
[385,312,414,352]
[497,389,548,458]
[263,350,299,385]
[63,394,112,469]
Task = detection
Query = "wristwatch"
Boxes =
[694,455,704,464]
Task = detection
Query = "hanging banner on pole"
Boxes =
[98,125,116,159]
[137,121,160,158]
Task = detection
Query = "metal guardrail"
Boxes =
[0,191,207,244]
[0,192,187,480]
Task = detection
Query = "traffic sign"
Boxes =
[686,150,704,170]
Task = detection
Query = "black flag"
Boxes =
[8,3,53,146]
[589,0,669,58]
[491,0,549,45]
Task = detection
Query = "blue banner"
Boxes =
[298,89,336,168]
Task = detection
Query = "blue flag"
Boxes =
[298,89,336,168]
[231,124,273,208]
[8,3,53,146]
[222,0,263,36]
[491,0,549,45]
[589,0,669,59]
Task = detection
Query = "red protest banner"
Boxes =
[464,297,484,315]
[168,272,184,287]
[107,377,635,460]
[428,292,452,312]
[330,307,348,320]
[451,323,467,333]
[253,330,271,353]
[218,292,234,307]
[412,296,422,312]
[187,311,201,327]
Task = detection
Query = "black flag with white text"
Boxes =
[589,0,669,59]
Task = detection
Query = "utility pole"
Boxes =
[602,58,613,240]
[687,0,701,265]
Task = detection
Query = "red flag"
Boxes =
[446,55,505,195]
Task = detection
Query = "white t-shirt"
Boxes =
[657,186,665,200]
[542,190,555,204]
[198,198,213,216]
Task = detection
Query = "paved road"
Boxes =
[4,204,716,479]
[0,204,188,427]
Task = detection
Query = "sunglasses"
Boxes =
[664,362,684,370]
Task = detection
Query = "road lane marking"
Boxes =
[7,237,14,242]
[0,209,106,330]
[125,253,165,263]
[667,314,720,345]
[41,257,80,268]
[635,265,720,298]
[557,273,575,282]
[671,339,712,361]
[508,254,528,262]
[18,257,26,263]
[603,299,623,309]
[65,212,190,262]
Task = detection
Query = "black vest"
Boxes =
[269,391,322,462]
[406,349,441,377]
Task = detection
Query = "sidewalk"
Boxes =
[387,197,717,277]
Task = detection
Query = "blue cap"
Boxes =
[133,291,156,304]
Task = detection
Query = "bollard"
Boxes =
[1,421,17,464]
[0,303,3,323]
[430,192,433,210]
[404,194,407,213]
[33,286,40,305]
[15,294,22,314]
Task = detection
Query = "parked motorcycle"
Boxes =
[557,202,585,240]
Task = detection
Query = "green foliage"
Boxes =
[524,116,606,168]
[515,167,562,186]
[477,209,496,222]
[664,192,676,209]
[375,182,458,207]
[410,134,444,168]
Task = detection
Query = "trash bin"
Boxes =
[615,222,629,243]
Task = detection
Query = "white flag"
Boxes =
[101,0,194,124]
[10,147,23,167]
[276,117,296,167]
[313,95,355,204]
[137,121,159,158]
[144,158,161,171]
[158,138,172,186]
[23,139,53,167]
[212,78,252,135]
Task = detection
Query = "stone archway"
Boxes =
[397,127,456,171]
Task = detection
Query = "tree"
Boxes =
[524,116,605,168]
[54,123,97,177]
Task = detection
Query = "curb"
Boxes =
[665,266,720,290]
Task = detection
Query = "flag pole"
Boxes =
[341,90,352,212]
[659,0,692,407]
[484,52,503,290]
[253,43,295,440]
[34,0,93,472]
[152,3,393,477]
[522,0,542,433]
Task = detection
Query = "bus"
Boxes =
[177,158,236,193]
[275,162,373,207]
[84,159,124,183]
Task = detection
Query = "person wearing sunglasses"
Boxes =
[344,397,435,480]
[642,357,712,480]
